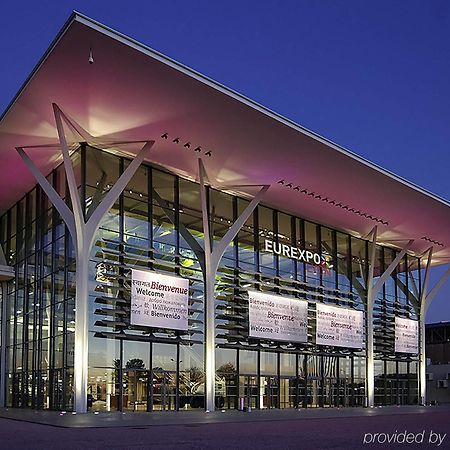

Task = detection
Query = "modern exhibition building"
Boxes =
[0,13,449,414]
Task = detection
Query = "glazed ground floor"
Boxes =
[0,145,426,413]
[6,342,418,412]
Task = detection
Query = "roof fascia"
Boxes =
[0,11,448,210]
[72,12,449,209]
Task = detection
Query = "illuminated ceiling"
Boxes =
[0,13,448,266]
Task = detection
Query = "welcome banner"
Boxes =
[248,291,308,343]
[316,304,364,349]
[131,269,189,331]
[395,317,419,354]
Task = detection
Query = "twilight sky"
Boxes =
[1,0,449,323]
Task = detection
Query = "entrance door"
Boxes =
[239,375,258,409]
[11,372,22,407]
[261,376,279,409]
[49,369,64,410]
[152,369,177,411]
[397,380,408,405]
[322,378,338,407]
[386,378,396,405]
[338,378,351,407]
[280,377,296,408]
[307,379,320,407]
[123,370,150,411]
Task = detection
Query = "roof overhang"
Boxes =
[0,12,449,266]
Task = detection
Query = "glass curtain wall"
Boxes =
[0,145,422,410]
[86,146,204,412]
[371,243,421,406]
[0,151,78,410]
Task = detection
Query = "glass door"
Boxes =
[239,375,258,409]
[322,377,339,408]
[322,356,338,407]
[297,355,307,408]
[261,376,279,409]
[12,372,22,407]
[306,355,321,407]
[135,370,150,411]
[397,380,408,405]
[338,378,351,407]
[152,369,177,411]
[279,377,296,409]
[152,343,177,411]
[386,377,396,405]
[49,369,64,410]
[307,379,320,407]
[123,369,150,411]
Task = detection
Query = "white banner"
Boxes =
[131,269,189,331]
[248,291,308,343]
[316,304,364,349]
[395,317,419,354]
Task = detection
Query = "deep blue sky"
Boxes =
[1,0,449,323]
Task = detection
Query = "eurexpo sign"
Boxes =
[263,239,332,268]
[130,269,189,331]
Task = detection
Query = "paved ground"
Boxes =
[0,406,448,449]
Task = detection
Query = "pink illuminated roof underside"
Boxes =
[0,13,448,266]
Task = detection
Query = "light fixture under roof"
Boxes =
[278,181,389,225]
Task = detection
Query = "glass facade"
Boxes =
[0,145,422,411]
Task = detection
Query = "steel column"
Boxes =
[365,227,377,408]
[418,248,433,406]
[17,104,153,412]
[418,251,450,405]
[0,280,7,406]
[366,232,414,407]
[198,159,269,412]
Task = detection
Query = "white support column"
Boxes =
[0,279,6,407]
[199,159,269,412]
[365,226,377,408]
[198,160,214,412]
[419,251,450,406]
[0,243,14,407]
[366,233,414,407]
[418,247,432,406]
[17,104,154,412]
